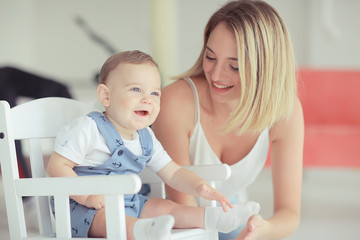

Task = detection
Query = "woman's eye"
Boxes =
[205,55,216,61]
[132,87,141,92]
[230,65,239,71]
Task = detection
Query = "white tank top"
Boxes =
[185,77,269,202]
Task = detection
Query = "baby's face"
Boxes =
[105,63,161,135]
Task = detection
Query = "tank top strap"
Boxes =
[184,77,201,124]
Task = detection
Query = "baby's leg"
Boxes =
[141,198,260,233]
[141,198,205,229]
[88,207,174,240]
[88,208,138,238]
[88,208,107,237]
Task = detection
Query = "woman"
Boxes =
[152,0,304,239]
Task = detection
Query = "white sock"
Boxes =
[133,215,175,240]
[204,201,260,233]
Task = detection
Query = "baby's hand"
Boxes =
[85,195,105,210]
[196,183,233,212]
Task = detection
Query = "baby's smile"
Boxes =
[135,110,149,116]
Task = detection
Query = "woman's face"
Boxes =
[203,22,241,105]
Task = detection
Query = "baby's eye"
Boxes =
[151,91,160,97]
[131,87,141,92]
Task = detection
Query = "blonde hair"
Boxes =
[178,0,297,134]
[99,50,158,84]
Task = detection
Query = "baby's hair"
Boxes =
[99,50,158,84]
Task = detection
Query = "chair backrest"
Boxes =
[0,97,92,239]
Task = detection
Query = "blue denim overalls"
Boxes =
[51,111,153,237]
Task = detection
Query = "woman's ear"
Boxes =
[97,84,111,107]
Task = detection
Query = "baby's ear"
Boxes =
[97,84,110,107]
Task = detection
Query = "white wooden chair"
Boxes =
[0,97,231,240]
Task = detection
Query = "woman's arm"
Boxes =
[152,80,198,206]
[238,97,304,240]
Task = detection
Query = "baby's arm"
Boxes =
[47,152,104,209]
[156,161,233,211]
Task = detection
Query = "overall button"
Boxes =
[118,150,124,156]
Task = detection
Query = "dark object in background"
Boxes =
[0,66,72,107]
[0,66,72,178]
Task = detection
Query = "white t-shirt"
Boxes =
[53,115,172,173]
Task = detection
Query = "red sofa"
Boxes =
[266,69,360,167]
[299,69,360,167]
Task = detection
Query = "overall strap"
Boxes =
[87,111,123,154]
[137,128,153,157]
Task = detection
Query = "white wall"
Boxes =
[0,0,359,99]
[0,0,153,84]
[306,0,360,68]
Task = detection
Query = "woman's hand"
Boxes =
[196,183,233,212]
[235,214,265,240]
[84,195,105,210]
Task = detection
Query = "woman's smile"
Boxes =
[211,81,234,93]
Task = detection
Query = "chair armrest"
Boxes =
[14,174,141,239]
[183,164,231,182]
[139,164,231,203]
[140,164,231,184]
[15,174,142,197]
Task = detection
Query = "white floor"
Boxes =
[1,168,359,239]
[247,168,360,240]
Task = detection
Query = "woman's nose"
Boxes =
[211,62,224,80]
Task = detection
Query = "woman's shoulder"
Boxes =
[161,78,196,110]
[162,78,193,97]
[154,78,197,131]
[162,77,206,102]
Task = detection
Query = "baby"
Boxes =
[47,50,260,239]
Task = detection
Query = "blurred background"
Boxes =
[0,0,359,239]
[1,0,359,95]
